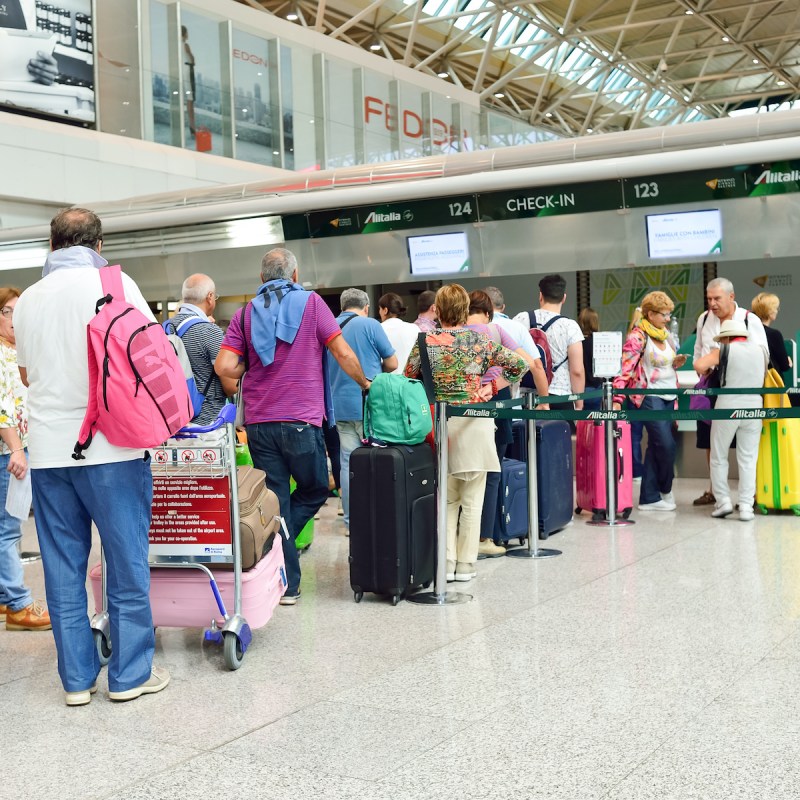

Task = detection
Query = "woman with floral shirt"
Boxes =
[0,287,50,631]
[612,291,687,512]
[405,284,526,582]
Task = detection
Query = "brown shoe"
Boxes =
[693,490,716,506]
[5,601,52,631]
[0,604,7,622]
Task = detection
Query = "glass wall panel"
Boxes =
[397,84,425,159]
[462,108,483,151]
[363,72,398,162]
[487,110,514,149]
[180,7,233,156]
[283,43,318,171]
[231,28,278,167]
[324,57,357,168]
[148,0,177,146]
[431,94,459,154]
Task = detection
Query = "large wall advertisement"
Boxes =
[0,0,94,124]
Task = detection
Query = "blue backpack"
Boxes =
[162,316,212,418]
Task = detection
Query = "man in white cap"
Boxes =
[694,319,768,522]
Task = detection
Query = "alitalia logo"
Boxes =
[730,409,777,419]
[364,210,401,224]
[462,409,492,417]
[587,411,627,420]
[754,169,800,185]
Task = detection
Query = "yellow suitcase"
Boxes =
[756,370,800,515]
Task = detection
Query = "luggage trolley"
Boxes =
[91,405,287,670]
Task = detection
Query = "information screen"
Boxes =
[407,231,470,276]
[645,209,722,259]
[0,0,95,124]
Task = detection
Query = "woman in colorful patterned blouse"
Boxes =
[612,291,687,512]
[405,284,526,582]
[0,287,51,631]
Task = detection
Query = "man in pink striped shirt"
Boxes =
[216,248,368,604]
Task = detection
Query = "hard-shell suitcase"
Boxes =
[507,419,527,462]
[494,458,528,545]
[90,532,287,629]
[494,421,574,541]
[536,419,574,538]
[756,370,800,514]
[348,443,435,605]
[575,420,633,520]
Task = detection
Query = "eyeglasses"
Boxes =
[0,307,13,318]
[656,311,671,319]
[210,292,220,301]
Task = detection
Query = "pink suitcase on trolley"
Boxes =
[575,420,634,520]
[90,532,287,630]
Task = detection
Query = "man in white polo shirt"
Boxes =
[14,208,169,707]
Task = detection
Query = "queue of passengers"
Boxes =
[0,206,779,707]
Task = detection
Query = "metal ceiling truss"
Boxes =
[236,0,800,135]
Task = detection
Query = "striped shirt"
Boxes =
[221,292,340,426]
[171,306,226,425]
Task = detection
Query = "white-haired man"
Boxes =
[691,277,768,506]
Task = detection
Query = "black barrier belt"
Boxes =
[447,404,800,422]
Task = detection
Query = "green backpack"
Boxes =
[364,373,432,446]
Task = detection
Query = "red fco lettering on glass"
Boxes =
[232,49,267,67]
[364,97,465,145]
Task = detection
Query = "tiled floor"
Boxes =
[2,478,800,800]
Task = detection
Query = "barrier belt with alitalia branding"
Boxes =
[446,387,800,422]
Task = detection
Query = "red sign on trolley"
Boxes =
[149,476,232,558]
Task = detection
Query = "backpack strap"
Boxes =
[528,310,539,329]
[338,313,357,331]
[417,332,436,405]
[175,315,209,336]
[540,314,564,332]
[99,265,124,300]
[718,343,730,387]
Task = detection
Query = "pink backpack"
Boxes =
[73,265,193,459]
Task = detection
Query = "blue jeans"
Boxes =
[246,422,328,596]
[0,453,32,612]
[336,420,363,528]
[631,421,644,479]
[31,456,154,693]
[639,396,677,505]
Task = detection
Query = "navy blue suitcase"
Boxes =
[494,421,574,541]
[507,419,527,462]
[494,458,528,545]
[536,420,574,539]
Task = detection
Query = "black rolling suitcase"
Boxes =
[348,443,436,605]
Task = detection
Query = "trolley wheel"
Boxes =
[575,506,582,515]
[519,537,527,546]
[94,629,111,666]
[354,591,364,603]
[621,508,632,520]
[391,595,399,607]
[223,632,245,671]
[422,581,431,589]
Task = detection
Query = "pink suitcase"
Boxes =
[90,532,287,630]
[575,420,633,520]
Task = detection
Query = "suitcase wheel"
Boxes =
[391,595,400,607]
[94,629,111,666]
[518,537,527,546]
[621,508,632,520]
[353,591,364,603]
[575,506,582,515]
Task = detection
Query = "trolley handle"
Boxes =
[174,404,236,437]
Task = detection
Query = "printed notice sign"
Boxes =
[149,476,232,558]
[592,331,623,378]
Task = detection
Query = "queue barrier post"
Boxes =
[408,401,472,606]
[587,379,634,528]
[506,391,562,560]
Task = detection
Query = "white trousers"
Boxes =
[710,419,762,511]
[446,471,487,567]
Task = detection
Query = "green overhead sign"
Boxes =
[477,180,622,220]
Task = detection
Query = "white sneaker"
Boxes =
[711,502,734,518]
[638,499,676,511]
[739,507,755,522]
[108,667,170,702]
[660,492,675,506]
[632,476,642,484]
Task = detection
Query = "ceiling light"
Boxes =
[545,112,553,117]
[273,150,280,155]
[753,59,760,64]
[494,92,505,98]
[369,42,382,51]
[722,36,730,42]
[586,128,593,133]
[437,71,449,78]
[778,80,787,86]
[287,13,298,21]
[685,9,693,14]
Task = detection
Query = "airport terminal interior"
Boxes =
[2,1,800,798]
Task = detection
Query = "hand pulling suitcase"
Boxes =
[494,421,574,542]
[348,443,435,605]
[90,532,287,629]
[575,420,633,520]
